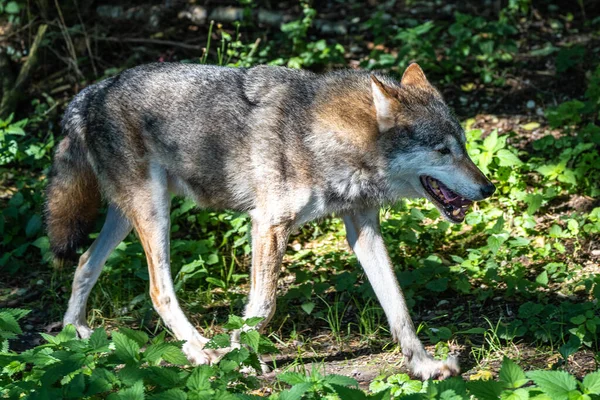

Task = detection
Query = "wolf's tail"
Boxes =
[45,101,101,267]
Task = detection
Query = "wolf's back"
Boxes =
[45,85,103,266]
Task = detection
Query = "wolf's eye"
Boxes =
[437,147,451,155]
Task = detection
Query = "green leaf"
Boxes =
[509,237,530,248]
[428,378,467,399]
[324,374,359,387]
[89,327,110,352]
[118,365,146,387]
[536,164,557,177]
[64,372,86,399]
[487,234,507,254]
[499,358,529,389]
[426,278,448,292]
[41,355,86,386]
[115,380,144,400]
[205,277,226,288]
[0,312,22,334]
[149,388,187,400]
[500,388,529,400]
[244,317,264,327]
[5,125,25,135]
[536,271,549,286]
[56,324,78,343]
[278,382,312,400]
[162,345,189,365]
[218,359,238,373]
[525,193,543,215]
[278,371,308,385]
[558,169,578,186]
[112,331,140,365]
[222,315,244,330]
[301,302,315,315]
[582,371,600,394]
[483,130,499,152]
[496,149,523,167]
[331,384,367,400]
[527,370,577,400]
[5,2,20,14]
[119,328,149,347]
[187,365,213,391]
[143,343,172,364]
[146,366,182,388]
[585,319,596,334]
[86,368,115,396]
[24,214,42,237]
[467,380,503,400]
[240,330,260,352]
[205,333,230,349]
[559,336,581,361]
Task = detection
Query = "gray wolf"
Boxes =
[45,62,495,380]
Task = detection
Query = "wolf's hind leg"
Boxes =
[63,205,132,338]
[126,164,225,365]
[343,209,460,380]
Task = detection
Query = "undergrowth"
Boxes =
[0,0,599,399]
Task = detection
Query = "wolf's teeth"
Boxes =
[452,209,460,216]
[431,181,439,189]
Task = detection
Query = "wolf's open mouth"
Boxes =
[420,175,473,223]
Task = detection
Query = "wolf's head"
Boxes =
[372,63,495,223]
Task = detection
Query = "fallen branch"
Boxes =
[0,24,48,119]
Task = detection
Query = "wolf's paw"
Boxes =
[183,342,229,365]
[410,356,460,380]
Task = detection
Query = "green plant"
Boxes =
[277,365,360,399]
[0,314,273,399]
[0,0,22,23]
[275,0,345,69]
[0,309,29,352]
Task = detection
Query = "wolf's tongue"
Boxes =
[439,184,457,202]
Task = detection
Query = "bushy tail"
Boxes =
[45,133,101,267]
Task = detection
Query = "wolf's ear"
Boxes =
[401,63,430,88]
[371,75,400,132]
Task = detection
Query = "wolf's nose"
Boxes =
[480,182,496,198]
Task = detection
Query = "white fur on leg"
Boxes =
[63,206,132,338]
[182,341,230,365]
[343,209,460,380]
[410,355,460,380]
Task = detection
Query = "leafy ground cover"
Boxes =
[0,0,599,398]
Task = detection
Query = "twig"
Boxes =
[74,0,98,77]
[247,38,261,59]
[55,0,83,79]
[0,18,38,41]
[94,36,203,51]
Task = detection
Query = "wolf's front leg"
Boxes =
[232,218,291,373]
[343,208,459,380]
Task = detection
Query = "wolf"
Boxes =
[45,62,495,380]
